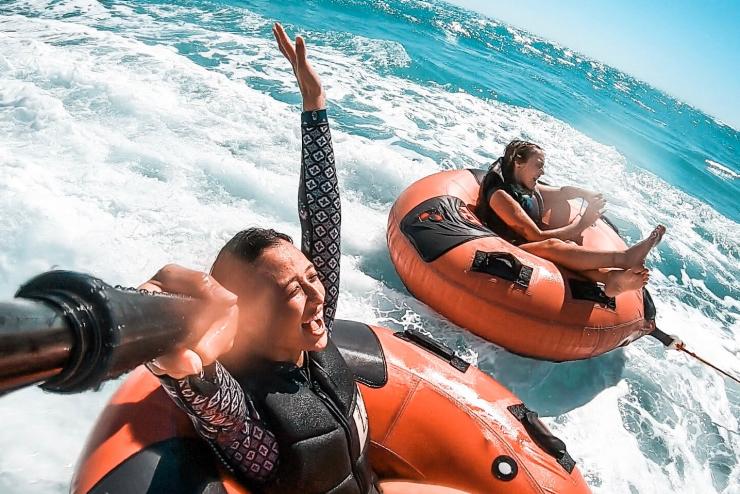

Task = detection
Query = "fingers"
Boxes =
[137,281,163,293]
[150,348,204,379]
[274,33,289,60]
[295,35,307,66]
[149,303,238,379]
[272,22,297,66]
[587,193,606,210]
[589,193,604,203]
[152,264,237,306]
[143,264,240,379]
[190,304,239,367]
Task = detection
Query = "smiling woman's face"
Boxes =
[513,149,545,191]
[211,240,328,367]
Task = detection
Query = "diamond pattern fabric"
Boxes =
[156,111,340,485]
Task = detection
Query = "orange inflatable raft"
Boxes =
[387,169,656,361]
[73,320,591,494]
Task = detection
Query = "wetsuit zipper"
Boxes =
[313,386,366,492]
[303,365,366,493]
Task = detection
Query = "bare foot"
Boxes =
[622,225,666,268]
[604,268,650,297]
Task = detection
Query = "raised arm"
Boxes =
[274,23,341,332]
[138,24,338,485]
[298,111,340,331]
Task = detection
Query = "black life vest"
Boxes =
[237,339,376,494]
[476,159,544,245]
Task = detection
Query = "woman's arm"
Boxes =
[140,25,335,484]
[490,190,597,242]
[273,23,340,332]
[158,363,279,482]
[298,112,340,331]
[140,266,280,483]
[537,184,601,205]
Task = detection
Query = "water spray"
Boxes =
[651,328,740,385]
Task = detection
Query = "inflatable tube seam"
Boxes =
[384,362,555,493]
[368,440,425,479]
[381,375,421,444]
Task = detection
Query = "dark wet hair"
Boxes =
[499,139,543,183]
[215,227,293,264]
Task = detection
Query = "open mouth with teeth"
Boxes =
[301,306,325,336]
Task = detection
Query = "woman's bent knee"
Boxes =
[545,238,566,249]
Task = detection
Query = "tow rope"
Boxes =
[651,328,740,385]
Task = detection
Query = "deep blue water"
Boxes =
[223,0,740,221]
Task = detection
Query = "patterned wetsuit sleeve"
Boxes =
[298,109,341,332]
[157,362,279,482]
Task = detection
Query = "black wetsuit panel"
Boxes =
[158,110,356,489]
[476,161,544,245]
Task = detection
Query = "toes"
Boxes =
[653,225,666,242]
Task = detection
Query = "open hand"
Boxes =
[139,264,239,379]
[272,22,325,111]
[580,195,606,226]
[583,191,606,205]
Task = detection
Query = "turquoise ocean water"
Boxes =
[0,1,738,493]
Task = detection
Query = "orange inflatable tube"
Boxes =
[387,169,655,361]
[72,321,591,493]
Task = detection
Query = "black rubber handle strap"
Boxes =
[393,329,469,373]
[508,403,576,474]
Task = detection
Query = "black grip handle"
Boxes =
[522,411,567,458]
[0,298,74,394]
[649,327,675,347]
[1,270,197,394]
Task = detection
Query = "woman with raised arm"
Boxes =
[140,23,467,494]
[477,140,666,296]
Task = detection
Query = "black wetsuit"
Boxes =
[158,110,375,493]
[476,159,544,245]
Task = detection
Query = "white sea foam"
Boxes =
[0,1,737,493]
[706,159,740,180]
[614,81,631,93]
